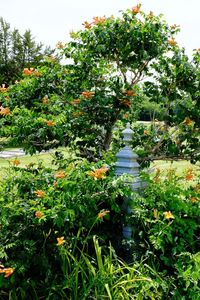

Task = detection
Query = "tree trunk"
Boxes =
[103,127,113,150]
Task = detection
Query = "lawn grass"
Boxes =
[0,147,199,181]
[152,160,200,176]
[0,148,71,180]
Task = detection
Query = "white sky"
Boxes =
[1,0,200,56]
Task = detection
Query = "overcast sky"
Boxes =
[1,0,199,56]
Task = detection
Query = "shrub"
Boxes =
[0,157,126,297]
[127,167,200,298]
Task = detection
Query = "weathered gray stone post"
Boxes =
[115,123,142,239]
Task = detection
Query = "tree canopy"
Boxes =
[0,5,199,162]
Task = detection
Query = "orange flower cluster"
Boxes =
[0,266,14,278]
[57,236,65,246]
[98,210,110,219]
[170,24,180,30]
[182,117,193,126]
[120,99,131,108]
[12,158,20,166]
[83,21,92,29]
[144,130,149,135]
[23,68,34,75]
[23,68,41,77]
[185,168,194,181]
[132,4,141,14]
[56,41,64,49]
[54,171,66,179]
[34,190,46,198]
[88,166,108,180]
[0,106,11,116]
[163,211,175,220]
[81,91,95,99]
[44,120,55,127]
[35,211,44,218]
[123,90,136,97]
[191,197,198,203]
[0,84,8,93]
[123,113,129,119]
[168,38,177,46]
[83,16,106,29]
[93,16,107,25]
[70,99,81,105]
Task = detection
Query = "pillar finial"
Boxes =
[123,123,133,145]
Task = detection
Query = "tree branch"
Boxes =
[131,60,150,85]
[138,151,200,163]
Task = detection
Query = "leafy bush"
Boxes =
[127,167,200,298]
[0,157,126,297]
[0,156,174,299]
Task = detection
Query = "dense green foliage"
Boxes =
[142,48,200,162]
[0,157,199,298]
[128,168,200,298]
[0,4,199,299]
[0,7,199,162]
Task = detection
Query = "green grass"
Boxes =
[152,160,200,176]
[0,148,71,180]
[0,147,199,181]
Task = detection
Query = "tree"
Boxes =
[0,5,199,162]
[141,47,200,162]
[0,17,52,85]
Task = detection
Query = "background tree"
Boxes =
[140,47,200,163]
[0,17,52,85]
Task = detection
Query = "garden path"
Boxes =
[0,148,26,158]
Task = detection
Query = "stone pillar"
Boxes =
[115,123,142,239]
